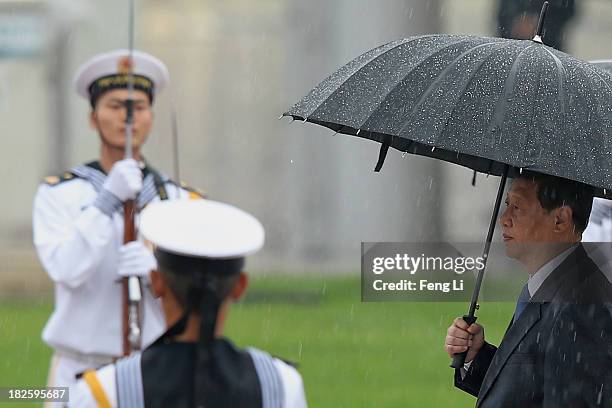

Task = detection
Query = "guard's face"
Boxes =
[90,88,153,151]
[499,178,557,262]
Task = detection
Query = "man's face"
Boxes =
[499,178,558,261]
[89,88,153,150]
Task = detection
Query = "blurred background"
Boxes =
[0,0,610,406]
[2,0,612,288]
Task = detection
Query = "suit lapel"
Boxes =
[477,303,542,405]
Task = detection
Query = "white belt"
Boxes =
[54,347,118,367]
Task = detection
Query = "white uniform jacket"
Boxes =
[33,161,200,357]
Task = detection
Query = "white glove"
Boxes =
[117,241,157,278]
[103,159,143,202]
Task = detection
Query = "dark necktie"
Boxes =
[513,283,531,323]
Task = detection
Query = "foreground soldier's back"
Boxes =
[71,199,307,407]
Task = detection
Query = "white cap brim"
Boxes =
[139,200,265,260]
[74,49,170,99]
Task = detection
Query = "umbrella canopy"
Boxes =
[592,59,612,75]
[285,34,612,196]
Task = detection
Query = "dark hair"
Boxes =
[157,267,240,312]
[155,251,243,312]
[154,251,246,408]
[516,171,594,233]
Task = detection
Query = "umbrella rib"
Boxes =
[571,63,612,172]
[396,40,506,138]
[409,41,501,116]
[436,41,520,141]
[584,63,612,95]
[307,35,437,120]
[583,63,612,127]
[540,47,569,169]
[522,53,543,167]
[489,44,537,138]
[542,47,568,115]
[357,37,494,131]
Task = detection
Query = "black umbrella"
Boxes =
[283,2,612,368]
[592,59,612,75]
[285,30,612,191]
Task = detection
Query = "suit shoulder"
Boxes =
[563,266,612,303]
[553,248,612,303]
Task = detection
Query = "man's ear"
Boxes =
[553,206,573,233]
[89,110,99,131]
[149,269,165,298]
[229,273,248,301]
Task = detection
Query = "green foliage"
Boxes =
[0,298,53,408]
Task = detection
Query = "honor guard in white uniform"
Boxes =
[71,199,308,408]
[32,49,204,402]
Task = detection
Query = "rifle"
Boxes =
[122,0,142,356]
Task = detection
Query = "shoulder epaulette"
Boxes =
[43,171,80,186]
[179,180,207,199]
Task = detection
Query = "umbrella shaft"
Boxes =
[535,2,549,38]
[451,165,509,369]
[468,165,509,317]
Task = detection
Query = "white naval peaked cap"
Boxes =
[73,49,170,99]
[139,199,265,260]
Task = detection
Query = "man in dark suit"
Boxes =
[445,172,612,407]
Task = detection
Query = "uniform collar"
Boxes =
[152,312,192,346]
[71,159,165,209]
[85,160,151,177]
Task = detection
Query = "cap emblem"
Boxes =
[117,56,133,75]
